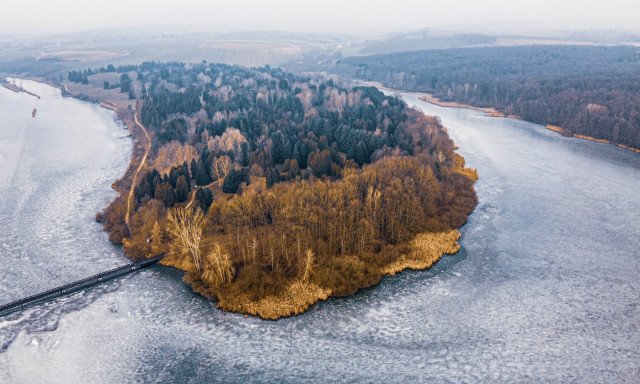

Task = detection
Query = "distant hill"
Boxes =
[352,32,496,56]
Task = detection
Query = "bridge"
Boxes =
[0,254,165,317]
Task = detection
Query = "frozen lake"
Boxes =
[0,81,638,382]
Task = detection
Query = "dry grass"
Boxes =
[454,167,478,182]
[217,281,331,320]
[453,153,479,182]
[573,134,613,144]
[548,125,640,153]
[168,217,465,320]
[546,124,565,134]
[160,251,198,273]
[383,230,460,276]
[617,144,640,154]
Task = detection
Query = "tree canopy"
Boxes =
[97,61,477,319]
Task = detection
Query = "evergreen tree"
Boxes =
[196,159,210,186]
[354,141,367,166]
[155,182,175,207]
[151,174,162,197]
[240,142,250,167]
[266,167,281,188]
[120,73,132,93]
[181,162,191,191]
[195,188,214,213]
[270,131,290,164]
[292,143,301,167]
[175,175,189,202]
[169,166,179,188]
[190,158,198,180]
[222,169,243,193]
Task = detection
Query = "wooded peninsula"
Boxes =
[83,62,477,319]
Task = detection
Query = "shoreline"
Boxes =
[418,93,522,119]
[13,74,474,320]
[547,125,640,154]
[357,81,520,117]
[188,230,462,320]
[1,82,41,98]
[15,77,163,237]
[360,81,640,156]
[43,78,150,196]
[13,75,155,238]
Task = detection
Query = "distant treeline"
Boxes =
[67,67,134,98]
[0,57,65,78]
[328,45,640,149]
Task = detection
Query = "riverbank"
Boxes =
[423,95,640,154]
[47,79,149,198]
[3,76,147,199]
[1,82,41,98]
[366,80,640,156]
[356,81,520,118]
[547,124,640,154]
[38,76,154,245]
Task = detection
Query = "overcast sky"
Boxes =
[3,0,640,35]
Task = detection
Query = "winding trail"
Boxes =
[185,188,198,209]
[185,180,218,209]
[125,111,151,233]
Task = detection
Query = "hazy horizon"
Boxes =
[2,0,640,37]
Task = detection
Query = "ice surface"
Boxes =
[0,84,638,382]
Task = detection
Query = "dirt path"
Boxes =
[185,180,218,209]
[185,188,197,209]
[125,111,151,233]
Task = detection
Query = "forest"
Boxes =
[326,45,640,150]
[95,61,477,318]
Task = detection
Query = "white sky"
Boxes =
[2,0,640,35]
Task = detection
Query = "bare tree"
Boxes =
[203,244,235,287]
[167,207,205,273]
[250,237,258,263]
[211,155,232,183]
[302,249,314,281]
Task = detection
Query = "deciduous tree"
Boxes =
[167,207,205,273]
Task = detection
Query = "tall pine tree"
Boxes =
[196,159,210,186]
